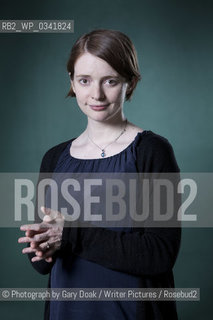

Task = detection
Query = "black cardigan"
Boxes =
[28,130,181,319]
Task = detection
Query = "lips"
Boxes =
[89,104,109,111]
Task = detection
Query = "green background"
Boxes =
[0,0,212,319]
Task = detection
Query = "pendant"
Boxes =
[101,150,105,157]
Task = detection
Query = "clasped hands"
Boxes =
[18,206,65,263]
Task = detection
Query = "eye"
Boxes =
[105,79,118,86]
[79,78,89,85]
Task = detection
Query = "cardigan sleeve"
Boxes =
[60,132,181,277]
[27,139,73,275]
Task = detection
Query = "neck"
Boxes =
[86,114,127,143]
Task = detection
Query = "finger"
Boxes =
[20,224,39,231]
[43,215,53,223]
[33,231,50,243]
[35,250,44,257]
[45,257,53,263]
[20,223,49,232]
[31,241,44,249]
[42,248,55,259]
[31,249,55,262]
[39,241,51,251]
[31,256,43,262]
[30,249,47,259]
[25,230,35,237]
[41,206,51,215]
[18,236,33,243]
[41,207,55,221]
[41,206,60,221]
[25,229,46,237]
[22,247,37,254]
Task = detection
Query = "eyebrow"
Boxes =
[75,74,120,79]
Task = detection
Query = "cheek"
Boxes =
[75,88,88,102]
[109,87,126,102]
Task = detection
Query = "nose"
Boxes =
[91,83,105,101]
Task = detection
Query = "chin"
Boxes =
[88,114,111,122]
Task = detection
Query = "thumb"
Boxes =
[41,206,56,222]
[40,206,51,215]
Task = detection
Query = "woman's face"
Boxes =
[71,52,128,122]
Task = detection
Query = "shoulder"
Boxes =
[137,130,173,153]
[40,138,75,172]
[136,131,180,172]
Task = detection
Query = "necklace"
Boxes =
[87,119,128,158]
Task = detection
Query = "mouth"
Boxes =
[89,104,109,111]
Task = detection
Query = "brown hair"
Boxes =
[66,29,141,101]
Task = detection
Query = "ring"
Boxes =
[46,242,50,249]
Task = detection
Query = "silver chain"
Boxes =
[87,119,128,157]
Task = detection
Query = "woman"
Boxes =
[19,29,181,320]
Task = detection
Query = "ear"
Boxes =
[68,73,75,94]
[127,78,136,94]
[72,82,76,94]
[126,82,132,94]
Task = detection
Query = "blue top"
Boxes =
[49,131,146,320]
